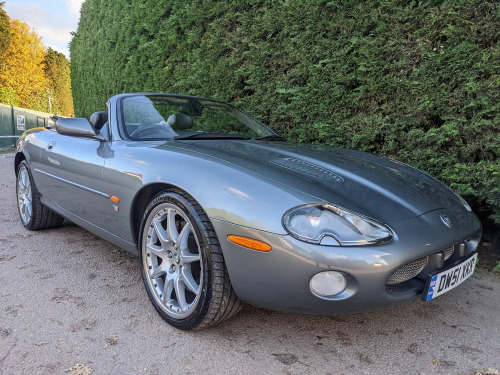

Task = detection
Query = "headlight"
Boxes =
[282,204,393,246]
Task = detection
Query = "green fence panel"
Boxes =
[0,103,53,148]
[0,104,15,148]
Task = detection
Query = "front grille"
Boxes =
[387,256,429,285]
[385,279,423,294]
[443,246,454,261]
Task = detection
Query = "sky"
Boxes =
[4,0,85,59]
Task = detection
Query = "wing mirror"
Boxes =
[55,118,107,140]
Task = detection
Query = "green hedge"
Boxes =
[71,0,500,223]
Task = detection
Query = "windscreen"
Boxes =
[121,95,275,140]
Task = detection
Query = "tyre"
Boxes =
[16,160,64,231]
[139,190,242,330]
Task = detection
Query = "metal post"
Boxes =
[10,105,15,136]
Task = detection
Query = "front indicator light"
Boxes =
[227,235,272,252]
[310,271,347,298]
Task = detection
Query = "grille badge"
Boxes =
[440,215,453,228]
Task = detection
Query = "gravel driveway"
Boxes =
[1,153,499,375]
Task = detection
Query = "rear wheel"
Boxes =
[139,190,241,330]
[16,161,64,230]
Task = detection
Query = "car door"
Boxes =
[36,130,109,230]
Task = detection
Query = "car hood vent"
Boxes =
[270,157,344,182]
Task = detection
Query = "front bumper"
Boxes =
[211,208,481,314]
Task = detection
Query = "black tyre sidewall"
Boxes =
[16,161,35,229]
[139,191,212,330]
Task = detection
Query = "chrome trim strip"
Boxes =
[34,168,110,198]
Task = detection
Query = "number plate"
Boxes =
[422,252,477,301]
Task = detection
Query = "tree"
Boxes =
[0,10,75,115]
[0,2,11,69]
[44,47,75,116]
[0,1,13,102]
[0,19,48,110]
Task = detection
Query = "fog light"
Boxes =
[310,271,347,298]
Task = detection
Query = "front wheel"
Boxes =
[139,190,241,330]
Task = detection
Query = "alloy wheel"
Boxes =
[17,165,33,224]
[142,203,203,319]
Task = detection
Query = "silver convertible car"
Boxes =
[15,93,481,330]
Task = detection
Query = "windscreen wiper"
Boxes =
[252,135,286,141]
[173,132,250,140]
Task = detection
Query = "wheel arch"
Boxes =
[14,152,26,177]
[130,182,207,245]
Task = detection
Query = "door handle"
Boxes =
[47,141,56,150]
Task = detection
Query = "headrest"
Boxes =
[166,113,194,130]
[89,111,108,130]
[179,101,203,117]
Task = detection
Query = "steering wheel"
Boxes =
[130,124,177,138]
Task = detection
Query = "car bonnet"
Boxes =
[163,140,463,224]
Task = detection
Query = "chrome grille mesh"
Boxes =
[387,256,429,285]
[443,246,454,261]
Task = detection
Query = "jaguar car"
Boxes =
[14,93,482,330]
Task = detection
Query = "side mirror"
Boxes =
[55,118,105,140]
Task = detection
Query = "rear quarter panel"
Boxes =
[15,127,47,177]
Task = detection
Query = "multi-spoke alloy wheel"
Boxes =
[139,190,242,330]
[17,164,33,225]
[16,160,65,231]
[143,203,203,318]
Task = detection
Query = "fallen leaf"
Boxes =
[433,359,440,366]
[105,336,118,346]
[473,369,500,375]
[66,363,93,375]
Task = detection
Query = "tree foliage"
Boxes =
[44,47,75,116]
[0,2,11,70]
[0,2,13,103]
[0,11,74,116]
[0,19,48,110]
[71,0,500,223]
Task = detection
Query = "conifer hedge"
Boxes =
[71,0,500,223]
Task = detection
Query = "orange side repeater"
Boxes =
[227,235,272,252]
